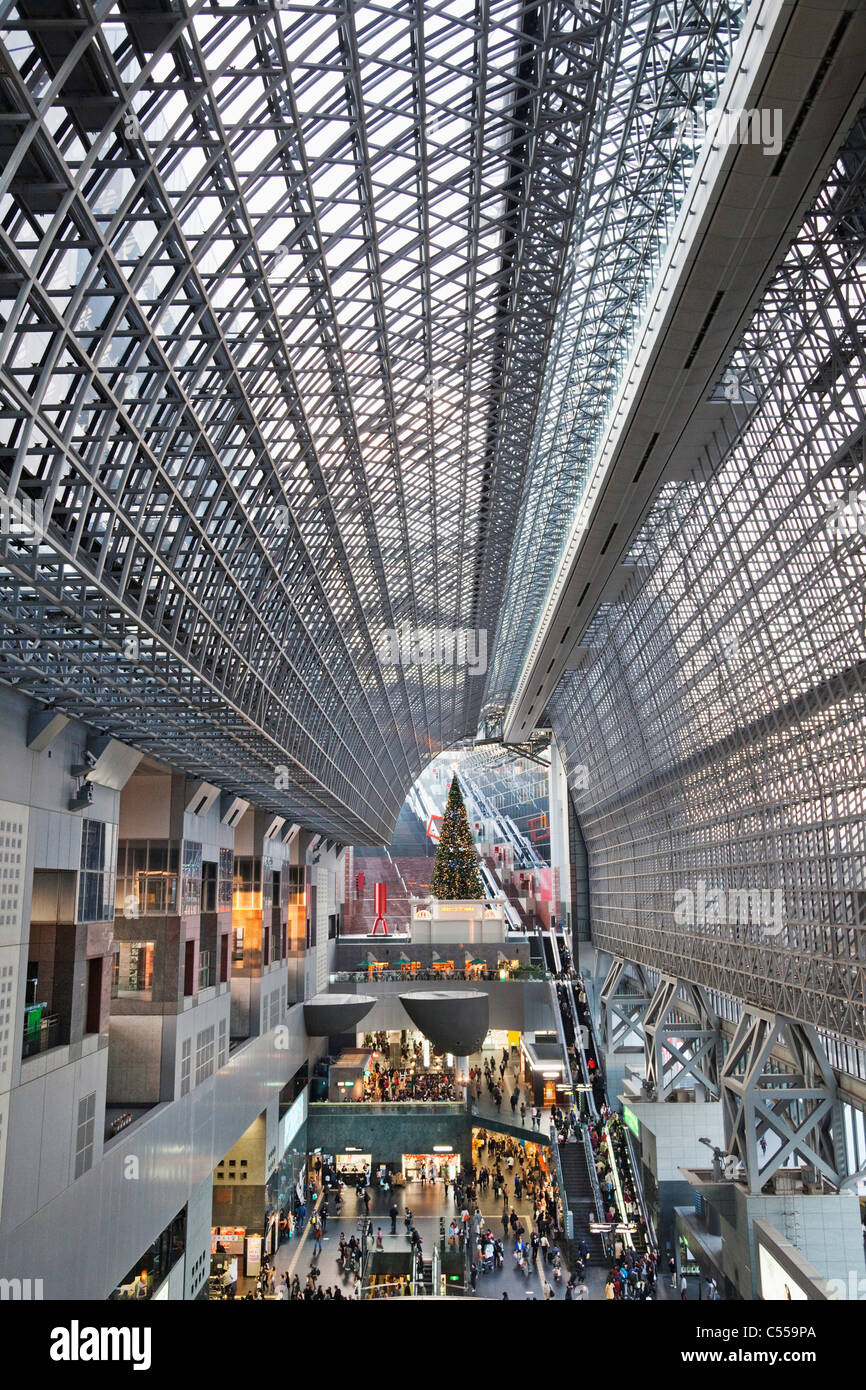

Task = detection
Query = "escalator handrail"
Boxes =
[582,1124,610,1262]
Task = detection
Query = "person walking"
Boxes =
[312,1221,322,1258]
[376,1227,383,1250]
[390,1201,399,1234]
[680,1273,689,1301]
[520,1101,527,1125]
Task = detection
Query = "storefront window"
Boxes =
[112,941,156,1000]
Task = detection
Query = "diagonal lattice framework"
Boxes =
[721,1010,847,1194]
[550,113,866,1041]
[0,0,609,840]
[599,955,651,1052]
[644,974,721,1100]
[486,0,747,704]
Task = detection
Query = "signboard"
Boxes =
[245,1234,262,1278]
[758,1246,809,1301]
[622,1104,640,1139]
[278,1089,308,1159]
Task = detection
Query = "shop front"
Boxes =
[337,1151,371,1185]
[402,1150,458,1183]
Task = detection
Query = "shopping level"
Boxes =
[204,1030,590,1300]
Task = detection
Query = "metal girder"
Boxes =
[644,975,721,1100]
[599,955,651,1052]
[550,111,866,1043]
[0,0,610,841]
[486,0,747,703]
[721,1010,847,1194]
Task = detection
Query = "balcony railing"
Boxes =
[22,1013,60,1059]
[310,1100,466,1114]
[329,966,548,985]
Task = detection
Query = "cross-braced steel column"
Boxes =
[644,976,721,1101]
[721,1010,847,1195]
[599,957,651,1053]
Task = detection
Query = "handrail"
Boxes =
[582,1125,610,1262]
[624,1124,657,1250]
[604,1129,635,1250]
[549,1128,572,1241]
[572,972,654,1255]
[385,849,408,894]
[547,929,563,977]
[566,979,598,1118]
[328,968,548,984]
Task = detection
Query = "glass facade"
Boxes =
[181,841,203,916]
[0,0,617,844]
[548,111,866,1043]
[116,842,180,916]
[77,819,117,923]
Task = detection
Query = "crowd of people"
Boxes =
[469,1049,537,1123]
[362,1065,462,1103]
[355,1035,464,1103]
[604,1249,660,1300]
[261,978,667,1303]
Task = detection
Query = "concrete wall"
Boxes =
[307,1102,472,1167]
[183,1175,215,1300]
[0,1002,311,1299]
[733,1186,864,1298]
[626,1098,724,1182]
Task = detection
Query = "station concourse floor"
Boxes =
[254,1047,625,1301]
[271,1178,608,1300]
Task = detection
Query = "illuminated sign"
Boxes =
[622,1105,640,1138]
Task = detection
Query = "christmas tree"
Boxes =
[431,774,484,899]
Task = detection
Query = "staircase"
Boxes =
[483,854,534,930]
[558,1144,605,1264]
[345,851,412,934]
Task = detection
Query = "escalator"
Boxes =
[555,972,656,1256]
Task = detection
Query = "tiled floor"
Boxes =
[234,1048,638,1302]
[269,1180,600,1300]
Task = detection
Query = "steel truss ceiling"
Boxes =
[550,112,866,1041]
[486,0,746,704]
[0,0,609,840]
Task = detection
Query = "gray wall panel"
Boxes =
[0,1006,310,1299]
